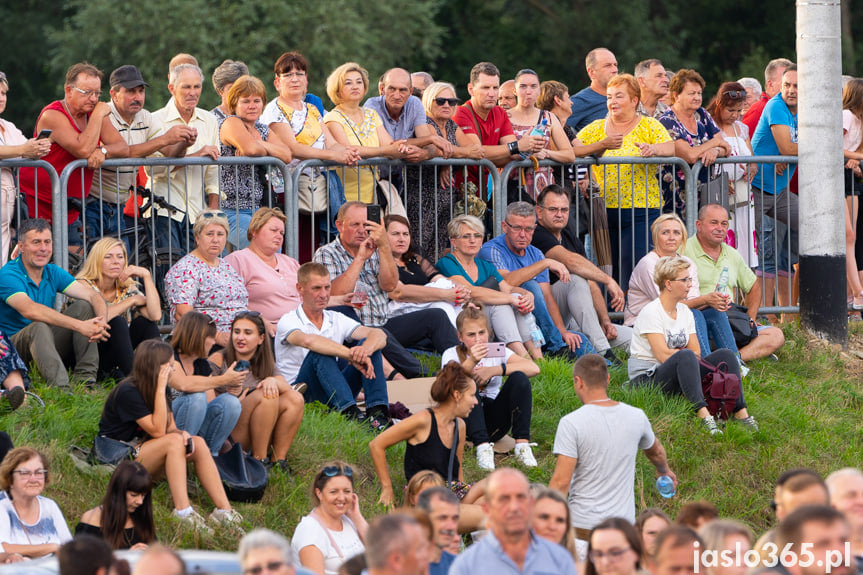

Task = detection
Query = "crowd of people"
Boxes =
[0,43,856,575]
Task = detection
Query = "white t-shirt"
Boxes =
[441,345,515,400]
[275,307,361,384]
[629,299,696,377]
[0,495,72,552]
[553,403,656,527]
[844,110,863,152]
[292,514,365,575]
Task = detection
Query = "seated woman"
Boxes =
[76,237,161,380]
[218,75,292,250]
[292,461,368,575]
[628,256,757,436]
[76,460,155,550]
[369,361,476,506]
[165,209,249,348]
[435,214,542,360]
[585,517,643,575]
[209,311,304,472]
[442,304,540,471]
[0,447,71,559]
[385,214,469,328]
[169,311,244,457]
[531,488,577,560]
[97,339,242,530]
[625,214,745,372]
[322,62,413,203]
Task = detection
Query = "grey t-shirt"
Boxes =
[552,402,656,528]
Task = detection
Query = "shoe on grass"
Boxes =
[209,508,245,532]
[476,442,495,471]
[700,415,723,436]
[513,443,538,467]
[172,508,213,534]
[736,415,759,431]
[4,387,24,410]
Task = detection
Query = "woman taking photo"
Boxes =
[218,75,293,250]
[165,209,249,347]
[405,81,483,259]
[0,447,71,558]
[658,69,731,215]
[507,69,574,203]
[436,214,541,360]
[76,460,155,550]
[76,237,161,379]
[628,256,757,435]
[575,74,675,291]
[209,310,305,472]
[323,62,413,204]
[97,339,242,531]
[584,517,643,575]
[369,361,477,506]
[292,461,368,575]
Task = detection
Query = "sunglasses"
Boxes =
[322,465,353,478]
[200,211,228,220]
[722,90,746,99]
[0,71,6,82]
[245,561,285,575]
[434,97,460,107]
[235,310,262,321]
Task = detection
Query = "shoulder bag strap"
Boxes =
[447,418,459,484]
[310,510,344,559]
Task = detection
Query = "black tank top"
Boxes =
[403,408,459,482]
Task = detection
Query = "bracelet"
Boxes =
[501,363,507,377]
[507,141,519,156]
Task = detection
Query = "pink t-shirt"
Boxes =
[624,251,700,326]
[224,248,301,325]
[843,110,862,152]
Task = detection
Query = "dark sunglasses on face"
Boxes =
[235,310,262,321]
[200,211,227,220]
[322,465,353,478]
[722,90,746,99]
[434,97,460,107]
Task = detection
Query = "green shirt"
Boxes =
[683,237,757,295]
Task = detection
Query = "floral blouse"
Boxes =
[218,116,270,210]
[577,117,671,209]
[165,254,248,332]
[658,107,721,214]
[322,108,383,203]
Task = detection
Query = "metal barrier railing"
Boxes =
[0,159,63,262]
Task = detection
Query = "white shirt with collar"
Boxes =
[274,306,361,384]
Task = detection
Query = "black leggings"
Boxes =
[632,348,746,413]
[98,316,160,377]
[465,371,532,444]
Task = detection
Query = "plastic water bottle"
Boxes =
[715,266,729,294]
[520,115,549,159]
[524,313,546,348]
[656,475,676,499]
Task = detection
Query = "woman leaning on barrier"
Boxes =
[218,75,292,251]
[404,81,484,259]
[574,73,674,292]
[0,71,51,265]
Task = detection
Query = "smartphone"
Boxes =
[366,204,381,224]
[185,437,194,455]
[36,129,52,140]
[486,342,507,358]
[235,360,250,372]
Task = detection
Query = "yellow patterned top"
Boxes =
[577,117,671,209]
[323,108,383,203]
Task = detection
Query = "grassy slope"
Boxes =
[6,322,861,549]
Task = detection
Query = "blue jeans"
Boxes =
[224,208,254,250]
[172,392,242,456]
[296,349,388,412]
[519,280,566,351]
[608,207,660,292]
[692,308,740,356]
[84,199,134,247]
[152,215,192,256]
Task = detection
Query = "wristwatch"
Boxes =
[100,146,107,156]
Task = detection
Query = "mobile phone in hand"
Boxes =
[486,342,506,358]
[185,437,194,455]
[235,360,250,372]
[36,129,52,140]
[366,204,381,224]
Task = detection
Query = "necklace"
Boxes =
[588,398,614,404]
[61,99,84,131]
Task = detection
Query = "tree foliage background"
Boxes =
[1,0,860,134]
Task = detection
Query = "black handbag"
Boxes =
[726,303,759,347]
[89,435,139,467]
[213,442,269,503]
[698,169,730,210]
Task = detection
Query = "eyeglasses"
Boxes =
[279,72,306,79]
[670,277,693,284]
[455,233,483,240]
[322,465,353,478]
[72,87,102,99]
[14,469,47,479]
[538,205,570,215]
[589,548,631,562]
[199,211,228,220]
[434,97,460,107]
[245,561,286,575]
[504,222,537,234]
[235,310,262,320]
[722,90,746,99]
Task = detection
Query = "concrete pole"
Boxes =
[797,0,847,345]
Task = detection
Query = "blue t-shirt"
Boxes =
[304,93,325,117]
[751,93,798,195]
[430,551,457,575]
[363,95,427,141]
[478,235,549,284]
[435,253,503,286]
[0,258,75,336]
[565,86,608,132]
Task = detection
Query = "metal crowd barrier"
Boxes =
[0,159,63,262]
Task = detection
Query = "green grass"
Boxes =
[6,320,863,549]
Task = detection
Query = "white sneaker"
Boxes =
[513,443,538,467]
[739,362,750,378]
[476,443,495,471]
[172,508,213,535]
[209,508,245,532]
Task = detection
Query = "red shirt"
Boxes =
[453,101,514,188]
